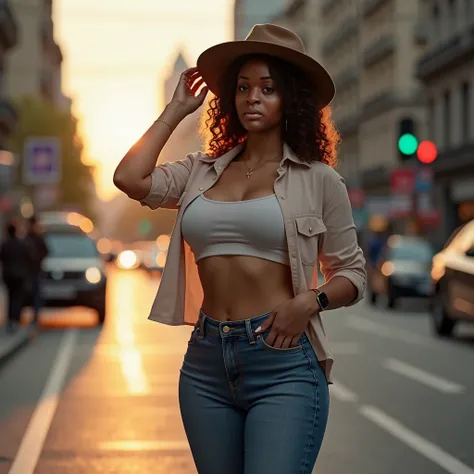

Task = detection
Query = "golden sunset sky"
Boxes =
[54,0,232,200]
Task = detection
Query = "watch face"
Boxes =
[318,292,329,309]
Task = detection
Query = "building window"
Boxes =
[443,90,451,147]
[461,81,470,142]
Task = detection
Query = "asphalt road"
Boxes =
[0,267,473,474]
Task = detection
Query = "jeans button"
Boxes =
[222,325,230,333]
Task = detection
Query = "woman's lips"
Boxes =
[244,112,263,119]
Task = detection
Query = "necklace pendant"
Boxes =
[246,170,253,179]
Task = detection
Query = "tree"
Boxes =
[8,96,96,219]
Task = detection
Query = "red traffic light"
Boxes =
[417,140,438,164]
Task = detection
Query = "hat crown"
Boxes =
[245,24,306,54]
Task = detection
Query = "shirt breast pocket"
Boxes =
[295,215,327,266]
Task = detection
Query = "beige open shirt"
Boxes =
[139,142,367,383]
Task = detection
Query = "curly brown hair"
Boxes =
[201,54,340,168]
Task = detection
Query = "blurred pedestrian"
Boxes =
[0,221,32,332]
[114,23,366,473]
[25,215,49,326]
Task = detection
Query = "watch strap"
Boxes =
[310,288,324,311]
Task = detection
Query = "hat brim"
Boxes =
[197,40,335,108]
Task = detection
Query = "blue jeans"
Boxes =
[179,310,330,474]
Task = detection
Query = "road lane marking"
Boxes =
[347,315,431,345]
[330,380,359,403]
[361,405,474,474]
[99,440,190,451]
[383,358,465,394]
[9,330,77,474]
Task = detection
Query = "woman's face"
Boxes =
[235,58,283,134]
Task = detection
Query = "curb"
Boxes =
[0,326,36,369]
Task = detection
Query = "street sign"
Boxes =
[23,137,61,185]
[390,169,415,193]
[390,169,415,218]
[415,166,434,192]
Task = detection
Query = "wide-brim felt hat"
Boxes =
[197,23,335,109]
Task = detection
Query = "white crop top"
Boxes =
[181,194,290,265]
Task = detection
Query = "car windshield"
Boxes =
[45,232,98,258]
[391,241,434,262]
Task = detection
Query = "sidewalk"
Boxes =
[0,285,35,367]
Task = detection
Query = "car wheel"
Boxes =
[431,292,456,337]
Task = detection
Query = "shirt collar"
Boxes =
[198,141,312,169]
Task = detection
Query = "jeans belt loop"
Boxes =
[245,319,256,344]
[199,314,206,339]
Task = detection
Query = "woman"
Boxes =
[114,24,366,474]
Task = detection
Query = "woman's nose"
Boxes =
[247,89,261,104]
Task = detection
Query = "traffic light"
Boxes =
[398,118,417,160]
[397,118,438,164]
[416,140,438,164]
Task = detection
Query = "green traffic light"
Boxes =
[398,133,418,155]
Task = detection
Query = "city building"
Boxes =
[317,0,362,183]
[234,0,288,40]
[416,0,474,242]
[0,0,18,149]
[271,0,323,61]
[319,0,427,188]
[0,0,18,232]
[5,0,67,108]
[159,51,203,164]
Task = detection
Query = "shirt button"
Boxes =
[199,187,204,191]
[280,196,286,200]
[222,325,230,333]
[309,227,313,233]
[216,165,222,170]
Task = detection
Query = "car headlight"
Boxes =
[85,267,102,284]
[117,250,138,269]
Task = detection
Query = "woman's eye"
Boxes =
[263,87,274,93]
[238,85,248,92]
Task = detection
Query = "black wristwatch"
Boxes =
[311,289,329,311]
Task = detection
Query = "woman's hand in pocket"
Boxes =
[255,292,319,349]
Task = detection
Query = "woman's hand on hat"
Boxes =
[170,67,209,115]
[255,293,319,349]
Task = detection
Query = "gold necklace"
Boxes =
[243,155,280,179]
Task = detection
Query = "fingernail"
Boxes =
[255,326,262,333]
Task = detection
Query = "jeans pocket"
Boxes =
[257,333,304,354]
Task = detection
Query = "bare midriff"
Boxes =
[198,255,294,321]
[197,158,293,321]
